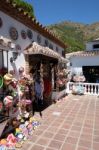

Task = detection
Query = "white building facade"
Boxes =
[66,39,99,83]
[0,1,66,74]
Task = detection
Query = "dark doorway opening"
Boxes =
[83,66,99,83]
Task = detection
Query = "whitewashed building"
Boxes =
[66,38,99,95]
[0,0,66,73]
[66,38,99,83]
[0,0,67,103]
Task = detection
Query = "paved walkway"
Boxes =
[21,95,99,150]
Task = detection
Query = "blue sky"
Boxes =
[25,0,99,25]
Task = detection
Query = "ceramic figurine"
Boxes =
[6,133,17,147]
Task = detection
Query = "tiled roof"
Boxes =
[0,0,66,48]
[25,42,67,63]
[25,42,60,59]
[66,50,99,58]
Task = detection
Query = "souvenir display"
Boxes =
[27,29,33,39]
[56,68,67,91]
[72,84,85,95]
[0,64,43,149]
[15,142,22,148]
[9,27,18,40]
[19,67,24,74]
[0,68,7,76]
[4,73,13,85]
[0,101,3,113]
[37,34,41,43]
[19,124,28,137]
[6,134,17,147]
[3,96,13,108]
[0,17,3,28]
[16,44,21,51]
[21,30,27,39]
[0,75,3,88]
[72,74,85,82]
[0,139,7,146]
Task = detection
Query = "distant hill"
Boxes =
[47,21,99,52]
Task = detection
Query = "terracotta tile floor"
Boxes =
[20,95,99,150]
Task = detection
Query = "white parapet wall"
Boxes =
[67,82,99,96]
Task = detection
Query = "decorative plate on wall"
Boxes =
[21,30,27,39]
[45,39,49,47]
[37,34,41,43]
[9,27,18,40]
[27,30,33,39]
[49,43,53,50]
[0,18,3,28]
[56,46,59,52]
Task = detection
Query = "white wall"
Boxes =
[70,55,99,74]
[71,56,99,67]
[86,41,99,51]
[0,11,64,72]
[86,43,93,51]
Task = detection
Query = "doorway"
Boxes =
[83,66,99,83]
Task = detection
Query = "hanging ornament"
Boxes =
[9,27,18,40]
[16,44,21,51]
[0,101,3,113]
[27,30,33,39]
[4,73,13,85]
[37,34,41,43]
[21,30,27,39]
[3,96,13,108]
[0,75,3,88]
[44,39,49,47]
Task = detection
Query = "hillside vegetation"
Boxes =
[11,0,35,18]
[47,21,99,52]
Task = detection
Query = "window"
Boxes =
[93,44,99,49]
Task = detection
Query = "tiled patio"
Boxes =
[20,95,99,150]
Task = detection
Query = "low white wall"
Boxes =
[70,55,99,75]
[52,89,66,100]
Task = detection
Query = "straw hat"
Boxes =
[4,73,13,81]
[4,73,13,85]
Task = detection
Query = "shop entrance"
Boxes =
[83,66,99,83]
[28,54,58,106]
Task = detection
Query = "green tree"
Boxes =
[11,0,35,18]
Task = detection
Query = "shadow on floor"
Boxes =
[32,99,52,117]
